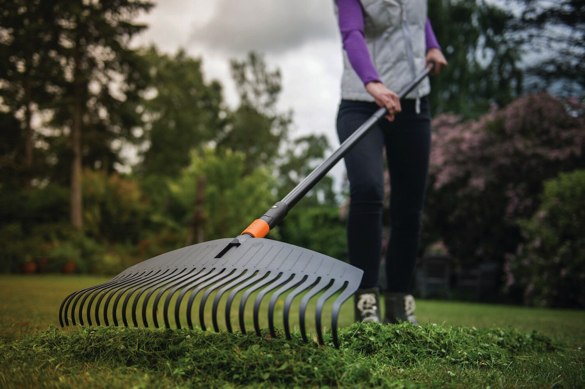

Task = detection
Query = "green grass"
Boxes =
[1,275,584,388]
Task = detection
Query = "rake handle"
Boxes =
[242,64,434,238]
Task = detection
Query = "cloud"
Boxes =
[190,0,340,55]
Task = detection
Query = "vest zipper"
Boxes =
[398,0,418,98]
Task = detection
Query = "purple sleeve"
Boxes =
[425,18,441,51]
[337,0,381,85]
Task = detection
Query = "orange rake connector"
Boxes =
[241,202,289,239]
[241,219,270,238]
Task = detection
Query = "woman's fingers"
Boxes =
[366,82,401,121]
[426,48,448,75]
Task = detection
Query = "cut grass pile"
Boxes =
[1,275,584,388]
[1,323,583,388]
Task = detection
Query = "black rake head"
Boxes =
[59,237,363,348]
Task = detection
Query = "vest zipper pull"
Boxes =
[416,98,421,114]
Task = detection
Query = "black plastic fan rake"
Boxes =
[59,65,432,348]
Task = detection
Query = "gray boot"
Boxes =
[354,287,381,323]
[383,293,418,325]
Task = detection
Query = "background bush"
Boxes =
[424,94,585,276]
[504,169,585,308]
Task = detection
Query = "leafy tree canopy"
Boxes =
[509,0,585,98]
[139,47,225,178]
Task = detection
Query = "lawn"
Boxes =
[1,275,583,388]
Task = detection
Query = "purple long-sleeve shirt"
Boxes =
[338,0,441,85]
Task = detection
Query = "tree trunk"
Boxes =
[24,99,33,190]
[71,41,84,231]
[71,100,83,230]
[186,175,206,245]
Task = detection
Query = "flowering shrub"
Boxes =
[424,94,585,272]
[504,170,585,308]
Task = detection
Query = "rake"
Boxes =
[59,65,432,348]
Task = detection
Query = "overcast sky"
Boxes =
[131,0,347,188]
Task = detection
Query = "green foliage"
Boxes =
[46,241,80,271]
[508,0,585,97]
[230,52,282,114]
[0,185,70,273]
[0,223,29,272]
[504,170,585,308]
[277,206,347,262]
[45,232,107,274]
[427,0,522,117]
[167,147,275,242]
[0,177,147,274]
[277,134,337,206]
[0,3,354,277]
[0,184,69,230]
[0,218,107,274]
[217,52,292,173]
[0,0,63,188]
[82,169,149,244]
[425,94,585,272]
[140,47,225,177]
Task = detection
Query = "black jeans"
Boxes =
[336,97,431,292]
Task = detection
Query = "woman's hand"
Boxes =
[365,81,402,121]
[426,48,447,75]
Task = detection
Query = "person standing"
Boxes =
[335,0,447,324]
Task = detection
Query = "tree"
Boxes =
[0,0,62,189]
[168,148,275,243]
[276,134,337,207]
[427,0,522,117]
[49,0,153,230]
[140,47,225,178]
[508,0,585,98]
[217,52,291,173]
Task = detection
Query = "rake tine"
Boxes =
[111,271,161,326]
[315,279,347,346]
[82,274,141,326]
[63,274,131,326]
[252,273,291,337]
[122,270,171,327]
[213,271,257,333]
[91,273,149,326]
[59,290,80,327]
[130,269,176,327]
[331,280,359,348]
[101,272,158,326]
[268,275,307,338]
[232,272,270,334]
[162,268,207,328]
[186,269,235,330]
[61,287,94,326]
[149,245,215,327]
[223,271,261,333]
[283,276,319,340]
[60,281,109,326]
[140,269,187,328]
[238,272,281,336]
[221,247,292,334]
[198,269,247,331]
[151,269,199,328]
[133,245,209,328]
[174,268,219,329]
[299,278,333,343]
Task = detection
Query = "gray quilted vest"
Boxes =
[337,0,430,101]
